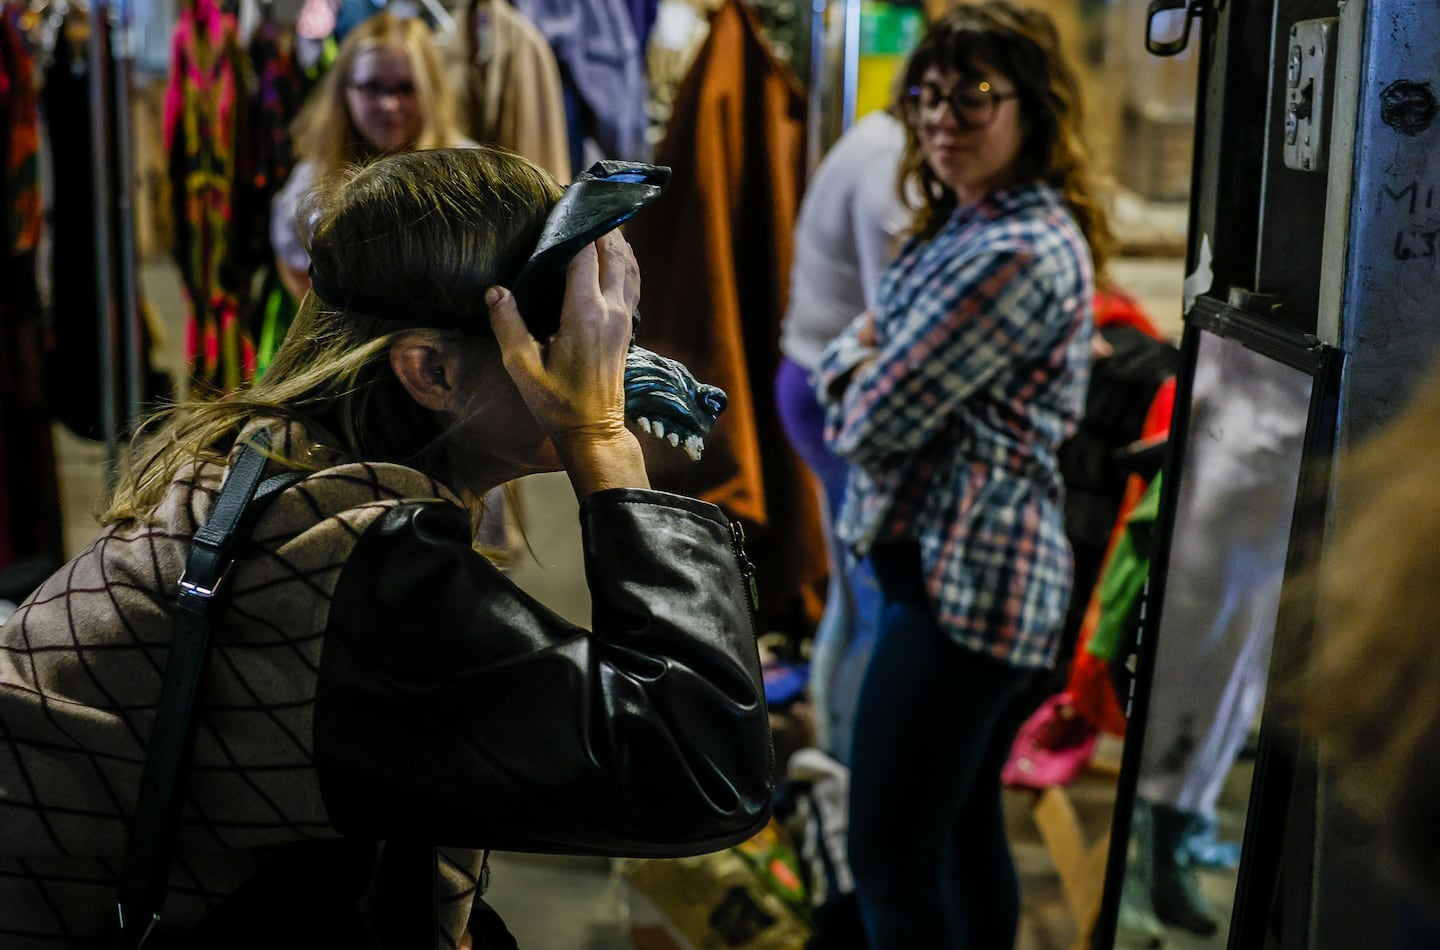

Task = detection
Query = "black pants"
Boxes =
[847,542,1034,949]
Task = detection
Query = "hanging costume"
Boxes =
[1000,298,1177,789]
[451,0,571,182]
[0,5,61,567]
[512,0,649,164]
[164,0,255,394]
[41,10,101,438]
[624,0,826,637]
[244,9,305,377]
[1067,376,1175,737]
[1054,293,1178,670]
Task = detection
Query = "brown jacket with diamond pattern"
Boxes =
[0,425,773,947]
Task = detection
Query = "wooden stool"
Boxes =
[1028,755,1122,950]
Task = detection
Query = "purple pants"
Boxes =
[774,356,879,763]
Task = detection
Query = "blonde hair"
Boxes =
[290,12,460,184]
[105,147,562,524]
[895,0,1115,277]
[1297,364,1440,902]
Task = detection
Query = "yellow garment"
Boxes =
[452,0,571,182]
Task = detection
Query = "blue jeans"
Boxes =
[774,357,879,764]
[848,541,1033,948]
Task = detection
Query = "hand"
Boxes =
[487,232,649,496]
[1090,331,1114,360]
[856,309,877,348]
[823,311,879,402]
[487,232,637,442]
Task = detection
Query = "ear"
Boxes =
[390,334,465,414]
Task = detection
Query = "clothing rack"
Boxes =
[86,0,143,468]
[805,0,860,172]
[394,0,456,44]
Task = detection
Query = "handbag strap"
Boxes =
[112,430,301,949]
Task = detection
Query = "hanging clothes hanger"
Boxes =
[468,0,492,63]
[236,0,260,45]
[424,0,457,46]
[386,0,456,46]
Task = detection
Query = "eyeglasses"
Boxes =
[904,80,1017,128]
[348,80,418,100]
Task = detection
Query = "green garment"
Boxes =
[1087,474,1163,662]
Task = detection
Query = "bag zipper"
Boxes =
[728,520,760,627]
[729,519,777,800]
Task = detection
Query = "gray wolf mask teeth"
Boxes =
[625,344,727,461]
[511,161,727,461]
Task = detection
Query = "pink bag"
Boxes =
[1001,692,1099,791]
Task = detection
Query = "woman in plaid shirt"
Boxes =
[816,3,1115,945]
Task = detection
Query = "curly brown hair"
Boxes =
[895,0,1114,277]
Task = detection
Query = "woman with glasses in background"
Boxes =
[271,12,496,544]
[816,2,1114,945]
[271,11,476,304]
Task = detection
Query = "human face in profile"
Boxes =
[346,44,424,153]
[907,63,1026,204]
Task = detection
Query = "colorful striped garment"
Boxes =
[163,0,254,394]
[1,7,40,256]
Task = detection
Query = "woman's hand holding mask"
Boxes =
[487,232,649,497]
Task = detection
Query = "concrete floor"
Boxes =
[43,251,1259,949]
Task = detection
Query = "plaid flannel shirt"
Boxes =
[817,183,1093,669]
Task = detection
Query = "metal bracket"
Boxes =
[1226,287,1286,320]
[1283,18,1339,172]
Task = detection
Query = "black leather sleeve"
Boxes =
[315,487,774,858]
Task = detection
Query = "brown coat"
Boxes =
[625,0,826,637]
[451,0,572,183]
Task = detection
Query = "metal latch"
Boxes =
[1283,18,1339,172]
